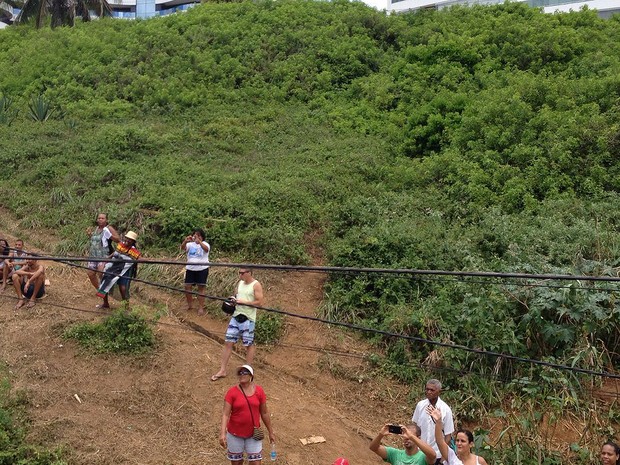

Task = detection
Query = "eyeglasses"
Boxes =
[238,370,251,376]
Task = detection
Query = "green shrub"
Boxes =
[63,308,158,354]
[254,311,285,345]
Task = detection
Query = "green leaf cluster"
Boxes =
[63,308,157,354]
[254,311,285,345]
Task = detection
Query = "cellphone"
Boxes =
[388,424,402,434]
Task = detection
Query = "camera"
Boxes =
[388,424,402,434]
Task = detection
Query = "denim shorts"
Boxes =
[226,431,262,462]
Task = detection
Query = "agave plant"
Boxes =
[29,95,54,122]
[15,0,112,28]
[0,94,18,126]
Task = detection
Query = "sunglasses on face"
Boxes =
[238,370,251,376]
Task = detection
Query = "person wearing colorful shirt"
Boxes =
[96,231,141,304]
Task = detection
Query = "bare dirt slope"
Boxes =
[0,213,412,465]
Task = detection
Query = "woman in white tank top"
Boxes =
[454,429,489,465]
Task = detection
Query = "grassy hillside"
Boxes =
[1,1,620,458]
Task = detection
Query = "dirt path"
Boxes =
[0,212,412,465]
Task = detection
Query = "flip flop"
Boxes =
[211,374,226,382]
[25,301,36,308]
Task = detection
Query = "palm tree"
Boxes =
[0,0,21,23]
[15,0,112,28]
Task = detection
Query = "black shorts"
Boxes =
[22,282,45,299]
[184,268,209,286]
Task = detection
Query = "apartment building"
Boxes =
[388,0,620,17]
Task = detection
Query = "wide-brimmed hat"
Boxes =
[125,231,138,241]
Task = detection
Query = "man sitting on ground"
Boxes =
[12,256,46,309]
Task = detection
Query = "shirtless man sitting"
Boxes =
[13,256,46,309]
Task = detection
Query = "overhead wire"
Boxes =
[5,250,620,286]
[3,248,620,381]
[5,246,620,293]
[2,291,619,399]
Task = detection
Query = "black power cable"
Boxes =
[3,248,619,380]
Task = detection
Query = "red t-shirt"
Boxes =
[225,384,267,438]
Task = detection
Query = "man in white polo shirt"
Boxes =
[411,379,455,463]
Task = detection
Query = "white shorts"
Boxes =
[226,431,263,462]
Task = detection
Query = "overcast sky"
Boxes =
[360,0,389,10]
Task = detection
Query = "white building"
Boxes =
[387,0,620,17]
[108,0,199,19]
[2,0,618,28]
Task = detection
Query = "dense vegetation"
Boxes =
[1,0,620,461]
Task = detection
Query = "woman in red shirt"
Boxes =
[219,365,276,465]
